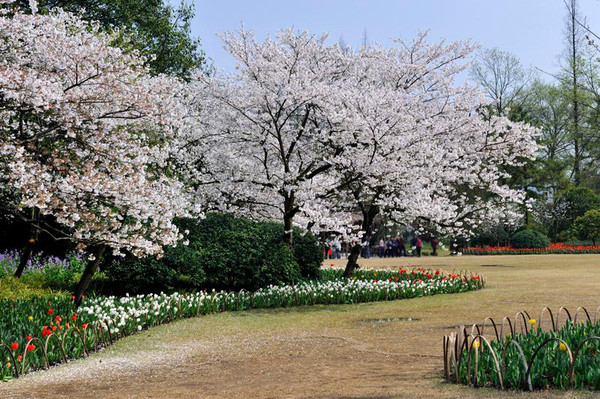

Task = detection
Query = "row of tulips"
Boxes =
[445,309,600,391]
[1,268,484,381]
[463,242,600,255]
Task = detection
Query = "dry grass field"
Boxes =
[2,254,600,398]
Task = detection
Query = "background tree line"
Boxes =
[467,0,600,246]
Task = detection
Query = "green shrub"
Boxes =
[104,213,316,294]
[573,209,600,245]
[103,256,180,295]
[292,228,323,279]
[261,222,323,279]
[0,276,67,299]
[511,229,550,249]
[555,229,576,243]
[176,214,300,291]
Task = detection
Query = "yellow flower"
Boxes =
[528,319,536,326]
[558,342,567,352]
[361,275,365,279]
[27,316,33,321]
[365,265,370,269]
[472,340,480,349]
[373,272,377,277]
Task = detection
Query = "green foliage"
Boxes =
[0,277,67,300]
[456,321,600,390]
[573,209,600,245]
[171,214,300,291]
[552,187,600,237]
[0,251,85,291]
[555,228,576,243]
[470,225,511,247]
[103,257,180,295]
[261,223,323,279]
[103,214,324,294]
[511,229,550,249]
[23,0,208,78]
[292,229,323,278]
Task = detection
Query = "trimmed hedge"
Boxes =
[511,229,550,249]
[104,214,322,294]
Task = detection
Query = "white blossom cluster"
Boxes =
[187,28,538,241]
[0,1,192,256]
[1,1,540,259]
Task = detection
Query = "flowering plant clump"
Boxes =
[1,267,483,380]
[463,242,600,255]
[0,251,86,284]
[448,319,600,391]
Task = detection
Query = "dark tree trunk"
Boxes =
[568,0,583,185]
[283,192,296,246]
[343,243,362,278]
[74,245,106,307]
[14,208,39,278]
[14,243,33,278]
[283,213,294,246]
[343,204,378,277]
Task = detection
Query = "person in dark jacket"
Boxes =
[431,237,439,256]
[398,236,407,256]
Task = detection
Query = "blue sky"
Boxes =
[190,0,600,77]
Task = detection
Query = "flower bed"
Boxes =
[443,306,600,391]
[0,267,483,380]
[463,242,600,255]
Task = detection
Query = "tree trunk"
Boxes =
[343,243,362,277]
[283,192,296,246]
[14,208,39,278]
[73,245,106,307]
[568,0,583,185]
[14,243,33,278]
[343,205,378,277]
[283,213,294,246]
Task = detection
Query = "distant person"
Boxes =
[415,236,423,257]
[333,238,342,259]
[391,237,399,257]
[431,237,439,256]
[398,236,407,257]
[385,238,393,258]
[410,235,417,255]
[379,238,385,258]
[362,237,372,258]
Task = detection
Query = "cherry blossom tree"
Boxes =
[189,28,537,268]
[0,1,193,302]
[328,33,538,275]
[188,28,353,244]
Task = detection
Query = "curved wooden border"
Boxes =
[524,337,573,387]
[465,335,503,389]
[442,306,600,391]
[569,336,600,387]
[539,307,556,331]
[501,340,532,391]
